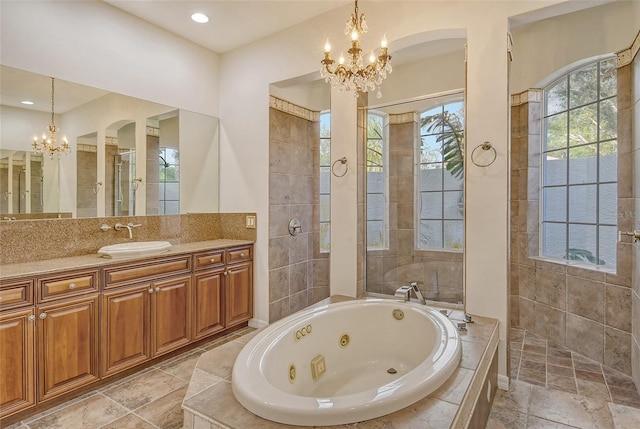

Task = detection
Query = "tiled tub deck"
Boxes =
[182,303,499,429]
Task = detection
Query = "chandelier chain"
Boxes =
[50,78,55,127]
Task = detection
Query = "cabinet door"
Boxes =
[37,295,99,402]
[192,269,224,341]
[152,275,191,356]
[225,262,253,328]
[101,285,151,378]
[0,308,35,419]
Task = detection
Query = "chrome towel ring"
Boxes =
[331,157,348,177]
[471,141,497,167]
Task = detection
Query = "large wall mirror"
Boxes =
[0,65,219,219]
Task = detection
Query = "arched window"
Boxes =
[541,57,617,267]
[417,100,464,250]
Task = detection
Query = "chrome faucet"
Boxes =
[114,222,142,239]
[394,282,427,305]
[410,282,427,304]
[394,285,412,301]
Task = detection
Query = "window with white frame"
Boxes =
[541,57,617,268]
[319,112,331,253]
[366,112,387,249]
[417,100,464,250]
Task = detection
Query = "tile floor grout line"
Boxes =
[571,351,580,396]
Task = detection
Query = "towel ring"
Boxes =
[331,157,348,177]
[471,142,497,167]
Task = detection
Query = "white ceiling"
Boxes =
[103,0,351,54]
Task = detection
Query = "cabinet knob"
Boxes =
[28,315,36,321]
[68,283,76,289]
[39,313,47,319]
[155,287,161,292]
[240,253,245,257]
[148,288,154,294]
[210,258,216,263]
[224,271,228,276]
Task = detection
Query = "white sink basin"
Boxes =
[98,241,172,258]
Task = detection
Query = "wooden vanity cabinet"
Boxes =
[101,256,193,377]
[0,307,35,419]
[224,246,253,328]
[192,250,225,340]
[0,243,253,423]
[101,283,152,377]
[151,274,192,356]
[36,295,99,402]
[35,270,100,402]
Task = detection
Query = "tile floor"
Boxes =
[2,327,255,429]
[508,328,640,408]
[3,326,640,429]
[487,328,640,428]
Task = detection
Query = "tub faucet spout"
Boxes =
[395,283,427,305]
[410,282,427,305]
[394,285,412,301]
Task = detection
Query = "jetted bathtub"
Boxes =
[231,298,461,426]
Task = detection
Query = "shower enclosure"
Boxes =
[365,92,465,305]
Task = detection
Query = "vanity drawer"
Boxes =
[37,271,98,302]
[0,279,34,310]
[104,255,191,288]
[226,246,252,264]
[194,250,225,271]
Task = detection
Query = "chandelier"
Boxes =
[320,0,392,98]
[32,77,70,158]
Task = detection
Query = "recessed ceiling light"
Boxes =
[21,100,34,105]
[191,12,209,23]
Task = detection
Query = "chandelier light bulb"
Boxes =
[325,39,331,53]
[339,53,345,65]
[381,36,388,48]
[369,52,376,63]
[351,29,359,41]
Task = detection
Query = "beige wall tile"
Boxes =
[566,314,604,362]
[566,276,604,323]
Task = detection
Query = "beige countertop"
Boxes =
[0,239,254,280]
